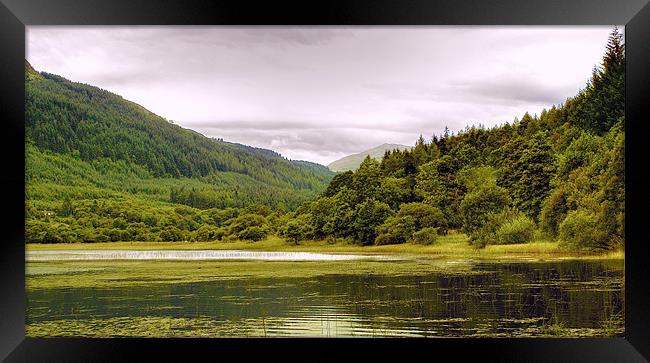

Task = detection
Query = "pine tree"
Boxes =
[603,26,624,74]
[577,27,625,134]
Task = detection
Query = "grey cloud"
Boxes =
[447,77,576,105]
[106,27,354,50]
[27,26,615,164]
[193,125,417,164]
[185,119,426,133]
[364,77,574,106]
[184,120,314,130]
[87,71,162,87]
[237,27,355,46]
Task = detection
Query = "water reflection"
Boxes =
[26,250,394,261]
[26,260,624,337]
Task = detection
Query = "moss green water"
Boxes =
[25,237,624,337]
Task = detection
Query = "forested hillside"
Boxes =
[25,29,625,249]
[25,65,333,187]
[278,28,625,251]
[25,62,334,243]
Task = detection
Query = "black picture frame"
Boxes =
[1,0,648,361]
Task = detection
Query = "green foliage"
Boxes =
[598,130,625,245]
[378,177,412,210]
[279,213,316,244]
[460,185,510,235]
[307,196,336,238]
[238,226,269,241]
[498,132,556,220]
[469,209,529,248]
[328,144,412,172]
[414,157,465,227]
[559,210,608,250]
[540,184,574,237]
[495,214,536,245]
[374,216,417,245]
[397,203,447,234]
[26,220,77,244]
[26,71,333,188]
[352,199,394,245]
[457,166,498,192]
[322,171,353,197]
[411,227,439,245]
[194,225,226,242]
[413,161,443,203]
[556,132,603,178]
[159,226,187,242]
[281,30,625,249]
[61,197,74,217]
[227,213,267,235]
[350,157,381,202]
[322,187,357,238]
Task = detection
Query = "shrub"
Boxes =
[94,233,110,242]
[468,214,502,248]
[411,227,439,245]
[352,199,394,245]
[227,213,267,235]
[460,185,510,234]
[559,209,607,250]
[279,213,315,244]
[194,225,225,241]
[159,226,186,242]
[495,214,536,244]
[540,185,574,237]
[374,216,417,245]
[397,202,448,234]
[244,204,273,217]
[468,209,533,248]
[556,132,602,178]
[238,226,269,241]
[206,208,240,226]
[324,235,338,244]
[457,166,498,191]
[38,222,77,243]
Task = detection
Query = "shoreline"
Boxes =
[25,234,625,262]
[25,234,624,292]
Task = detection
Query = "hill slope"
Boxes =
[24,62,338,243]
[25,62,334,210]
[328,143,412,172]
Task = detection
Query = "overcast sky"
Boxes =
[27,26,617,165]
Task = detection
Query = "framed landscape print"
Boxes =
[0,0,649,361]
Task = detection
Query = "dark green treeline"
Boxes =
[279,28,625,250]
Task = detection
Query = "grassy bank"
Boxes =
[26,234,624,290]
[27,234,625,261]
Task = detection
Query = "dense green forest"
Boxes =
[278,28,625,251]
[26,29,624,250]
[25,62,332,188]
[25,61,334,243]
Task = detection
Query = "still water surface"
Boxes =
[26,258,624,337]
[27,249,393,261]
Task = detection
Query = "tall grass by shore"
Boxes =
[26,234,624,261]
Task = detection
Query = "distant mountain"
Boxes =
[328,143,413,172]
